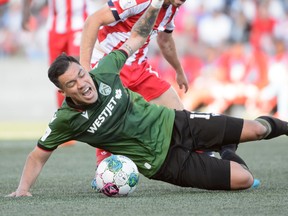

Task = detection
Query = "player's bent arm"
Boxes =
[120,0,164,58]
[8,146,53,197]
[157,31,189,92]
[80,4,116,71]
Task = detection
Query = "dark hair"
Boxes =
[48,53,80,88]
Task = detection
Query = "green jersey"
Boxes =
[38,50,175,177]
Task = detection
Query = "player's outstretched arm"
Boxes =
[80,3,116,71]
[6,146,53,197]
[120,0,164,57]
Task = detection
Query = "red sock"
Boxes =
[96,148,112,166]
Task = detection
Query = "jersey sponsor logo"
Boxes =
[81,110,89,119]
[41,112,58,141]
[119,0,137,10]
[40,126,52,142]
[115,89,122,99]
[40,113,56,141]
[99,82,112,96]
[189,112,220,120]
[87,89,122,133]
[50,113,57,123]
[190,112,211,120]
[144,162,151,169]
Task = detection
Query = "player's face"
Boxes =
[167,0,186,7]
[58,62,98,105]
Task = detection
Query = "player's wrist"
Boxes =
[151,0,164,9]
[16,188,31,197]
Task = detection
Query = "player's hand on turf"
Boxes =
[5,190,32,197]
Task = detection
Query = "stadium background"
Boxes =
[1,0,288,140]
[1,1,288,215]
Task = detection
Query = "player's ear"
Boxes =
[58,89,66,96]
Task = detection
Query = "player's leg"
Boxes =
[239,116,288,142]
[230,161,254,189]
[152,147,254,190]
[149,86,184,110]
[67,30,81,61]
[210,118,255,189]
[220,144,260,188]
[227,115,288,189]
[181,111,255,186]
[158,111,256,190]
[48,31,68,107]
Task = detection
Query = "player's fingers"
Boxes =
[27,192,32,197]
[184,83,189,93]
[4,192,16,197]
[179,83,188,93]
[16,192,32,197]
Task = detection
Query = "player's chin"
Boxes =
[82,95,97,104]
[82,99,96,105]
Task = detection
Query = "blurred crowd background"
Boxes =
[1,0,288,121]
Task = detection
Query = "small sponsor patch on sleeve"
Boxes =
[40,126,52,142]
[119,0,137,10]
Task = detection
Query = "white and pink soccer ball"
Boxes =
[95,155,139,196]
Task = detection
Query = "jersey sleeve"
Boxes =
[108,0,150,21]
[163,9,178,33]
[90,50,128,76]
[37,112,76,151]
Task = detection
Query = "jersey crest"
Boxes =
[99,82,112,96]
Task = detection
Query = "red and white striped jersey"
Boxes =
[46,0,99,34]
[92,0,178,65]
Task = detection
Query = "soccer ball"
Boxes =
[96,155,139,197]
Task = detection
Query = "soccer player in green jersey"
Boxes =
[7,0,288,197]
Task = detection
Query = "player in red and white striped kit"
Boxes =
[80,0,190,166]
[22,0,101,107]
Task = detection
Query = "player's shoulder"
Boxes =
[52,101,87,125]
[95,50,127,72]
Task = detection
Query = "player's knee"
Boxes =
[243,120,267,140]
[150,87,184,110]
[230,162,254,190]
[253,120,268,139]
